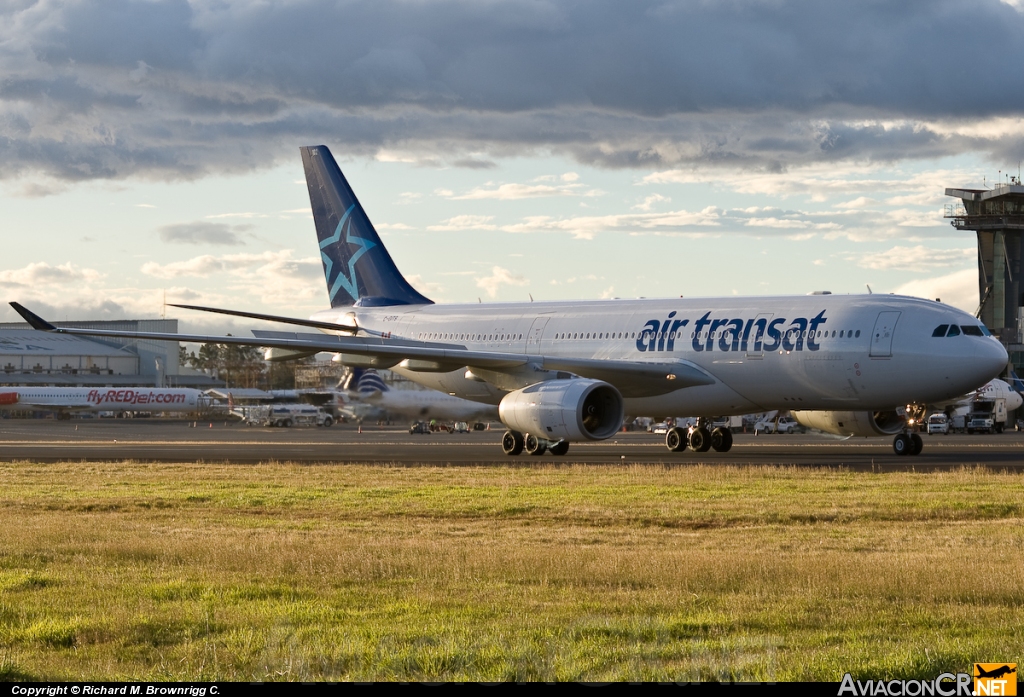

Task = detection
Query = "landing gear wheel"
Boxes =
[524,433,547,456]
[909,433,923,456]
[502,430,524,456]
[665,427,688,452]
[549,441,570,456]
[893,433,912,456]
[711,427,733,453]
[689,427,712,453]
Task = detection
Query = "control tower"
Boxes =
[944,182,1024,357]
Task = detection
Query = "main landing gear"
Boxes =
[501,430,570,457]
[892,432,923,456]
[665,418,733,454]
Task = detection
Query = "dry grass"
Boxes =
[0,462,1021,681]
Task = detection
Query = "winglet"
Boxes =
[8,302,58,331]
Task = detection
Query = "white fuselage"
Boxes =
[934,378,1023,412]
[0,387,205,413]
[310,294,1008,417]
[347,386,499,422]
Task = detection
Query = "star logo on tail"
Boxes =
[321,204,377,304]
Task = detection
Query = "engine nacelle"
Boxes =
[499,379,624,442]
[264,348,318,362]
[791,410,905,437]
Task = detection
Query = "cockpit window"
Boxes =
[932,324,949,337]
[946,325,961,337]
[980,325,992,336]
[961,326,984,336]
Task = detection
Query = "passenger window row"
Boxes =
[418,333,525,341]
[418,328,866,342]
[931,324,991,337]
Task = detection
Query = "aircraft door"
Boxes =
[869,311,901,358]
[526,316,551,355]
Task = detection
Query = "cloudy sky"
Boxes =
[4,0,1024,333]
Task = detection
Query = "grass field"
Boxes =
[0,461,1021,681]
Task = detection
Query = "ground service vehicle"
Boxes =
[756,416,803,434]
[259,405,333,428]
[967,399,1007,433]
[926,413,949,435]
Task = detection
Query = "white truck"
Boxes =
[755,415,803,434]
[245,404,334,428]
[966,399,1007,434]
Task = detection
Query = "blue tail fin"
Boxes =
[356,369,388,395]
[301,145,432,308]
[340,367,389,394]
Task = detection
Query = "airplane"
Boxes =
[938,378,1023,412]
[0,386,207,419]
[906,377,1024,433]
[339,368,498,424]
[8,145,1009,457]
[975,665,1016,680]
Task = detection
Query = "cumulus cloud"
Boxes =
[138,249,326,308]
[476,266,528,298]
[857,245,974,271]
[892,268,979,313]
[633,194,669,211]
[140,250,320,281]
[501,207,722,240]
[449,182,590,200]
[0,262,167,323]
[427,215,497,231]
[0,262,102,288]
[404,274,444,296]
[4,0,1024,185]
[158,221,250,245]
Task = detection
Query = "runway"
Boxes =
[1,418,1023,469]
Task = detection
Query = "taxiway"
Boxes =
[1,419,1022,470]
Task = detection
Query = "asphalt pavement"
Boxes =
[1,418,1022,470]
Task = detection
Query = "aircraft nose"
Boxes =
[977,339,1009,383]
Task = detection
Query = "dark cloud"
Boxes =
[452,158,498,170]
[158,222,250,246]
[3,0,1024,182]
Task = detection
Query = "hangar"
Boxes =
[0,318,221,388]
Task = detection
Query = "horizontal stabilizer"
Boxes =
[169,303,357,333]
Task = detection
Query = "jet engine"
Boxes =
[499,379,624,442]
[791,410,905,437]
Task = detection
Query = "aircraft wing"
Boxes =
[9,303,715,397]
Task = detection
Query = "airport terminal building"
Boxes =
[0,319,221,388]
